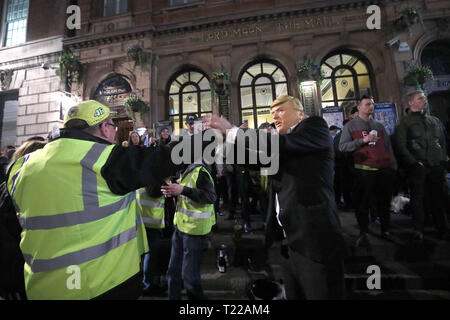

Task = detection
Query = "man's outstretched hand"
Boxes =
[203,115,233,135]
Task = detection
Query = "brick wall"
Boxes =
[27,0,67,42]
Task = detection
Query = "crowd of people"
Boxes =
[331,90,449,248]
[0,89,448,301]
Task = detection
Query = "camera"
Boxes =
[385,36,400,47]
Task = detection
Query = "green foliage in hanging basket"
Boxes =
[403,65,434,87]
[296,61,324,84]
[394,7,425,32]
[211,70,230,97]
[212,71,230,80]
[124,96,148,121]
[126,45,148,71]
[58,53,85,84]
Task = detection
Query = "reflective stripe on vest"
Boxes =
[22,225,136,273]
[136,198,164,208]
[177,206,213,219]
[10,153,31,197]
[139,216,165,226]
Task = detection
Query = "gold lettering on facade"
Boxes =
[203,24,262,42]
[155,14,367,46]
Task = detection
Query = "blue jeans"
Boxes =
[166,227,205,300]
[142,228,161,290]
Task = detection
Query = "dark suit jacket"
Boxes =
[235,116,347,264]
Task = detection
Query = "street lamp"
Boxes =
[299,80,320,116]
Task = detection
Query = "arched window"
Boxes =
[239,61,288,129]
[421,39,450,76]
[320,51,375,118]
[167,70,211,134]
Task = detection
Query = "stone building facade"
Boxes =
[0,0,68,146]
[0,0,449,146]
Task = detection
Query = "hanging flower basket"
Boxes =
[394,7,425,33]
[211,70,230,96]
[124,96,148,122]
[296,61,324,84]
[212,71,229,84]
[58,53,85,84]
[126,45,148,71]
[404,7,421,25]
[403,65,433,87]
[0,69,13,90]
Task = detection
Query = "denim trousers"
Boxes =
[142,228,161,290]
[166,227,205,300]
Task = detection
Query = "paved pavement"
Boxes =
[140,206,450,300]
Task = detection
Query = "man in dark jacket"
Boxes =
[394,90,449,241]
[207,95,347,300]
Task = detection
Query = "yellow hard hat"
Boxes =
[64,100,115,128]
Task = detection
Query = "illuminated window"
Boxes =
[239,61,288,129]
[320,51,375,118]
[104,0,127,16]
[167,70,211,134]
[3,0,28,47]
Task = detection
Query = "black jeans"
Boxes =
[353,168,395,233]
[280,247,345,300]
[236,172,251,226]
[408,164,449,233]
[215,175,228,211]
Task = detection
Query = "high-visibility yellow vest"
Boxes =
[174,165,215,236]
[135,209,149,257]
[7,139,141,300]
[136,188,165,229]
[135,188,165,256]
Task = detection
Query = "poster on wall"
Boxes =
[155,120,174,139]
[373,102,398,135]
[321,106,344,129]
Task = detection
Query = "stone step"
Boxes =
[151,209,450,299]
